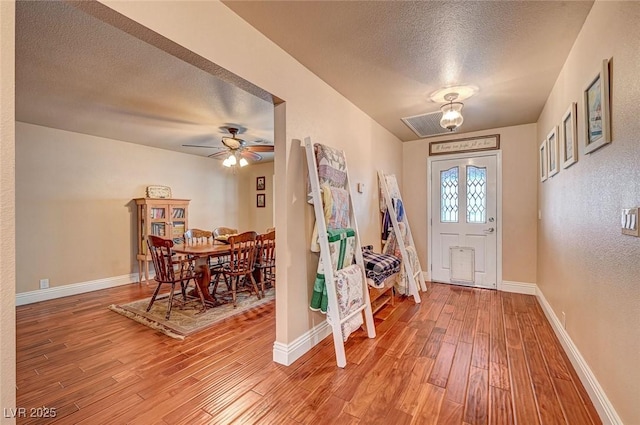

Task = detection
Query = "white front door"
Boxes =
[430,154,498,289]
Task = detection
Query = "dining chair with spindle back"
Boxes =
[218,231,261,307]
[184,228,213,245]
[256,230,276,295]
[146,235,206,319]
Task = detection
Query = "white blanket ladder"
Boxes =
[378,170,427,302]
[304,137,376,368]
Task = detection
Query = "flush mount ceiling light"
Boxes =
[429,85,478,132]
[439,93,464,131]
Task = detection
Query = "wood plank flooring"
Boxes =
[16,282,601,424]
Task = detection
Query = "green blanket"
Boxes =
[310,228,356,313]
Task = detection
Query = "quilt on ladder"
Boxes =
[310,228,356,313]
[361,245,401,288]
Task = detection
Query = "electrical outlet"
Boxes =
[39,278,49,289]
[561,311,566,329]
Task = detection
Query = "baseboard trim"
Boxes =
[273,320,331,366]
[15,273,144,306]
[500,280,537,295]
[536,287,622,425]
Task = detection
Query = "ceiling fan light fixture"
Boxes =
[227,153,237,166]
[239,158,249,167]
[439,93,464,131]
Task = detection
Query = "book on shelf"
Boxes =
[151,223,166,236]
[173,223,185,237]
[151,208,166,219]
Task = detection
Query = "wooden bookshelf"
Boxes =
[135,198,190,283]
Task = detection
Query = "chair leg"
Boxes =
[257,267,265,298]
[210,269,226,299]
[180,281,188,301]
[232,276,238,308]
[165,283,176,320]
[146,282,163,312]
[249,272,261,300]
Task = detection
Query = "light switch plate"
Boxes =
[621,207,639,236]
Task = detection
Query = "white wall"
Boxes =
[535,2,640,423]
[237,161,275,234]
[0,0,17,418]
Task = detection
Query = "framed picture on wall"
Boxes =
[583,59,611,154]
[257,193,266,208]
[547,126,559,178]
[561,102,578,168]
[256,176,266,191]
[539,139,548,182]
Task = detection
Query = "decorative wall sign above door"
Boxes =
[429,134,500,156]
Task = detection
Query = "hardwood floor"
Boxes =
[16,282,600,424]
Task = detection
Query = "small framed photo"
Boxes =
[539,139,548,182]
[257,193,266,208]
[256,176,266,191]
[583,59,611,154]
[547,126,559,178]
[561,102,578,169]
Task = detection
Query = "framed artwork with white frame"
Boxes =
[561,102,578,168]
[583,59,611,154]
[539,139,548,182]
[547,126,559,178]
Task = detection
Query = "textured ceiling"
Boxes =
[225,1,594,141]
[16,0,594,157]
[16,1,275,162]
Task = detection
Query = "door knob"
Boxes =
[484,227,495,233]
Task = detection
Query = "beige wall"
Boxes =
[0,0,16,420]
[16,122,268,292]
[78,2,406,347]
[403,124,538,285]
[536,2,640,423]
[237,162,275,234]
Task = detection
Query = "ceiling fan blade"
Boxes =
[182,144,225,149]
[245,145,274,153]
[208,151,230,159]
[241,151,263,161]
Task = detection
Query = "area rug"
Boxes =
[109,288,274,340]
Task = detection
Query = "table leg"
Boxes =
[193,258,218,305]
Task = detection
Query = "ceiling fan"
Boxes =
[182,127,274,167]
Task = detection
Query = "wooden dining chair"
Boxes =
[213,226,238,239]
[219,231,261,307]
[256,230,276,295]
[184,228,216,270]
[146,235,206,319]
[184,228,213,245]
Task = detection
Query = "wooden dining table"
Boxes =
[172,242,231,305]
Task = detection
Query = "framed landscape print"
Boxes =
[561,102,578,168]
[539,139,548,182]
[583,59,611,154]
[257,193,266,208]
[547,126,559,178]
